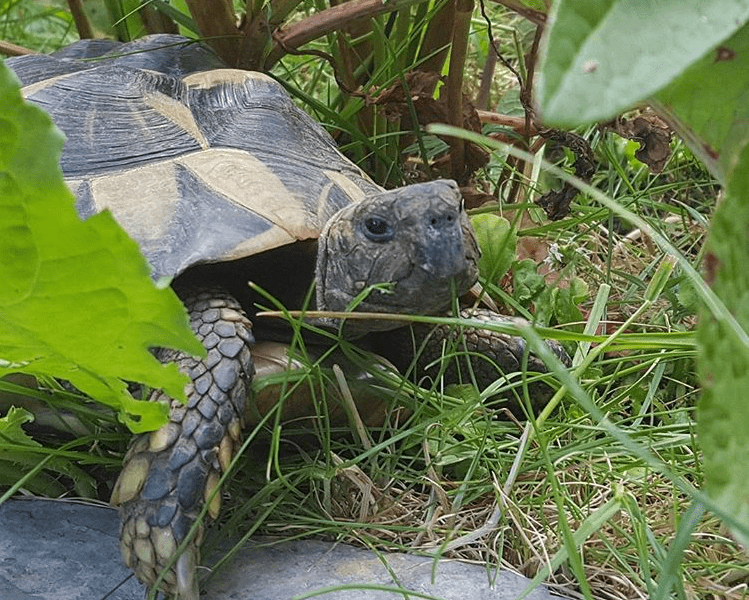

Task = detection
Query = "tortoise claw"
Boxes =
[176,550,199,600]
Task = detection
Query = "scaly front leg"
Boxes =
[110,290,254,599]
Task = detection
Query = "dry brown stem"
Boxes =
[447,0,474,182]
[185,0,241,66]
[417,1,455,74]
[140,4,179,35]
[0,40,36,56]
[492,0,548,25]
[267,0,425,67]
[476,49,497,109]
[477,110,540,137]
[67,0,93,39]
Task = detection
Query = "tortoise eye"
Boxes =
[362,217,394,242]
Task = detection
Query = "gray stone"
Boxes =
[0,498,563,600]
[204,538,560,600]
[0,498,140,600]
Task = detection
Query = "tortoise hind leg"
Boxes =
[110,290,254,599]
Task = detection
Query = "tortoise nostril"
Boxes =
[429,212,457,229]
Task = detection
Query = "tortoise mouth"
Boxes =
[321,264,478,334]
[352,254,479,314]
[351,273,476,316]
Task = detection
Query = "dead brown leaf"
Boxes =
[535,130,596,220]
[611,110,673,173]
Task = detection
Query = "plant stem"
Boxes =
[268,0,430,67]
[447,0,473,181]
[185,0,240,65]
[67,0,93,39]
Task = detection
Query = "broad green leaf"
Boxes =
[0,61,204,433]
[538,0,749,127]
[470,213,517,284]
[654,23,749,182]
[696,141,749,549]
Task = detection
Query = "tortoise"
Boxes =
[9,34,570,599]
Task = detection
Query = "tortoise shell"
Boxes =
[10,35,382,280]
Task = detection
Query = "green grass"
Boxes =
[0,0,76,51]
[2,2,746,600]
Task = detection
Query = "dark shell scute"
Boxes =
[29,66,199,179]
[145,165,276,279]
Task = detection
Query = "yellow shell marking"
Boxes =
[87,161,179,243]
[182,69,276,89]
[144,90,209,149]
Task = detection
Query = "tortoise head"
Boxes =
[315,179,480,331]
